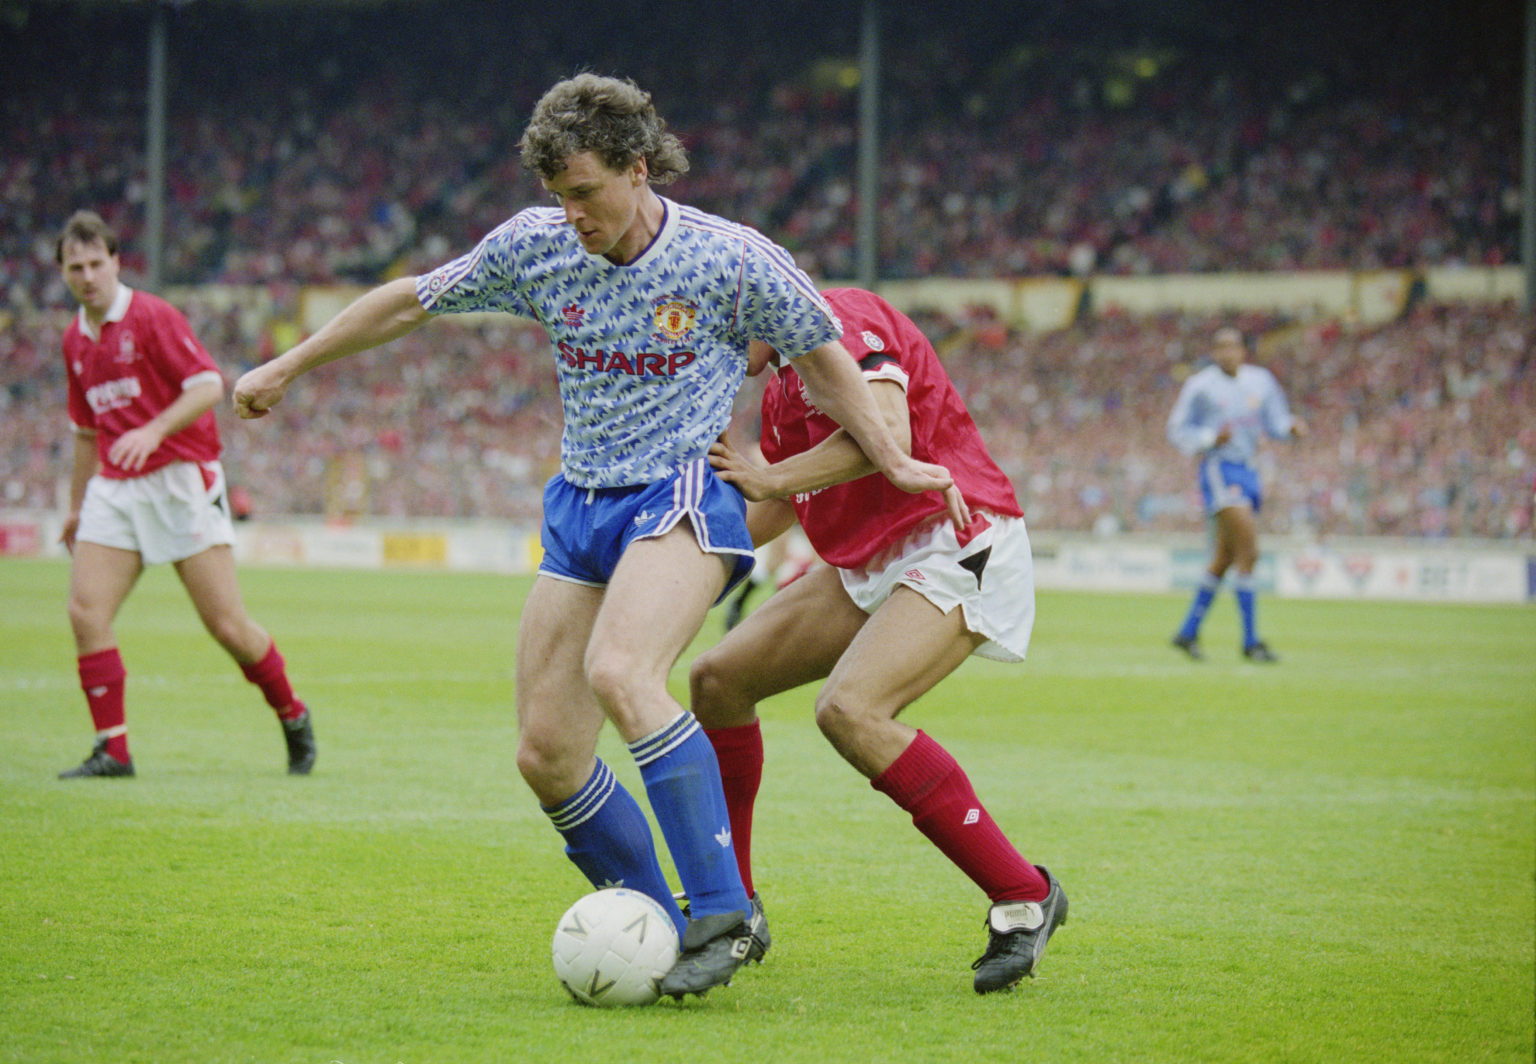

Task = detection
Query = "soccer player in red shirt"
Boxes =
[693,287,1067,993]
[54,210,314,778]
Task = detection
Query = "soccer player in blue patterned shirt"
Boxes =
[234,74,960,998]
[1166,327,1306,662]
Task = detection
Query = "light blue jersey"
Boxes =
[1166,363,1295,466]
[416,198,841,489]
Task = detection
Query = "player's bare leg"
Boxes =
[589,524,761,997]
[517,574,689,932]
[514,575,609,805]
[1174,504,1247,661]
[67,541,141,656]
[812,585,979,777]
[691,562,864,908]
[1215,505,1275,661]
[692,563,863,730]
[586,524,726,743]
[175,545,271,662]
[820,585,1065,992]
[176,544,316,772]
[60,542,141,777]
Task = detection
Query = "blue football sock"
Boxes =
[630,712,750,921]
[1234,573,1258,648]
[542,759,686,933]
[1177,572,1222,641]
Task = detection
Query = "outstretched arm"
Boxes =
[233,277,430,419]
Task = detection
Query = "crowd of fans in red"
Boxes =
[2,1,1527,539]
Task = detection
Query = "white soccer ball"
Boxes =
[551,887,680,1007]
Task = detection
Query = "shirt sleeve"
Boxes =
[1259,369,1295,439]
[736,239,842,360]
[415,214,536,319]
[1166,376,1217,455]
[150,300,222,382]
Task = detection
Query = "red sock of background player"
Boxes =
[872,729,1049,902]
[240,641,306,721]
[704,721,764,897]
[78,648,129,763]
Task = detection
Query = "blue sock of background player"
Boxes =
[1233,573,1259,648]
[1177,571,1221,643]
[542,759,687,934]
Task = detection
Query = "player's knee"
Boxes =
[687,651,731,725]
[515,734,575,798]
[583,650,657,725]
[814,687,876,747]
[66,595,109,642]
[203,613,254,655]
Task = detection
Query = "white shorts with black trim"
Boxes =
[838,512,1035,663]
[77,460,236,565]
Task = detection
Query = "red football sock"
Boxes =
[78,648,129,763]
[705,721,764,896]
[871,730,1048,903]
[240,642,306,721]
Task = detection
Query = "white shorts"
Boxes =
[77,461,236,566]
[838,512,1035,662]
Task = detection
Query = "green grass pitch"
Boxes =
[2,557,1532,1063]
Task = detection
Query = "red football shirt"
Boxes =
[64,286,223,479]
[760,288,1022,569]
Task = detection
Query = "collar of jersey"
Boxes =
[78,284,134,342]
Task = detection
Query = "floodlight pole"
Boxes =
[145,0,169,292]
[856,0,881,290]
[1524,0,1535,311]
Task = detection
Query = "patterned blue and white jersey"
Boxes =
[1166,363,1295,466]
[416,198,841,489]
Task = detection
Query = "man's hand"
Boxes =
[60,512,80,554]
[107,425,166,473]
[233,362,290,420]
[708,438,776,501]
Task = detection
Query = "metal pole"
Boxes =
[856,0,880,290]
[145,1,168,291]
[1523,0,1535,311]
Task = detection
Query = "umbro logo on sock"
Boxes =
[963,809,981,825]
[714,827,732,848]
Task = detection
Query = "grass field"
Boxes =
[2,556,1532,1064]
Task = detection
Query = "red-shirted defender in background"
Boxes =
[694,287,1067,993]
[54,210,314,778]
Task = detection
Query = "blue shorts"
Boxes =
[539,457,755,602]
[1199,459,1263,516]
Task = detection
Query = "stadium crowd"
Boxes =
[2,1,1527,540]
[4,289,1529,539]
[1,1,1520,307]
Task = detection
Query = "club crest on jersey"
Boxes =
[651,296,698,343]
[562,304,586,328]
[861,330,885,351]
[116,331,138,364]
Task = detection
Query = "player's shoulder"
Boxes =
[493,206,570,246]
[126,287,191,328]
[820,287,894,319]
[673,201,778,252]
[1239,363,1281,386]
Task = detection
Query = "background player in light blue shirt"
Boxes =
[1166,326,1306,661]
[234,73,960,998]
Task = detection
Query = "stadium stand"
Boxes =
[2,1,1526,537]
